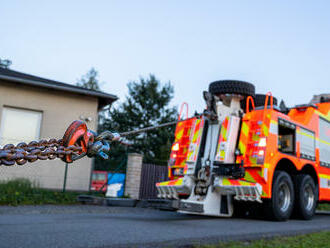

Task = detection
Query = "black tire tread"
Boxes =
[241,94,278,112]
[254,94,278,107]
[293,174,318,220]
[264,171,294,221]
[209,80,255,97]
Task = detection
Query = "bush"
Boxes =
[0,178,95,206]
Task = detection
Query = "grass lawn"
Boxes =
[317,203,330,211]
[197,231,330,248]
[0,178,102,206]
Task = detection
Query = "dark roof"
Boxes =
[0,67,118,109]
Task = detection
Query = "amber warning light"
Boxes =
[172,142,180,151]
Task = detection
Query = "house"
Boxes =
[0,68,117,191]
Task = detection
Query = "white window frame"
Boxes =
[0,106,42,146]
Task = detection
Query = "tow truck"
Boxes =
[156,80,330,221]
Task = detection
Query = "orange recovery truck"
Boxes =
[156,80,330,221]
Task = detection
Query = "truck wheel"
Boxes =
[254,94,278,107]
[241,94,278,112]
[293,174,318,220]
[208,80,255,97]
[265,171,294,221]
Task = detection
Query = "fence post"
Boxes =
[124,153,143,199]
[63,162,68,193]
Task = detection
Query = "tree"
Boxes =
[0,58,12,69]
[97,74,177,170]
[76,68,101,91]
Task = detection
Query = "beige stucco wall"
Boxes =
[0,80,99,191]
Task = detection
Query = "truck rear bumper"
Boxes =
[156,176,262,203]
[156,177,193,199]
[213,177,262,202]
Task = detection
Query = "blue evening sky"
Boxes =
[1,1,329,114]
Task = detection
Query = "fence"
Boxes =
[139,163,168,199]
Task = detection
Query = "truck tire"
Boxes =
[264,171,294,221]
[254,94,278,107]
[208,80,255,97]
[241,94,278,112]
[293,174,318,220]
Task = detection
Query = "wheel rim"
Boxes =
[278,182,291,213]
[303,184,314,211]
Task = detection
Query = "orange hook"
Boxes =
[62,120,95,163]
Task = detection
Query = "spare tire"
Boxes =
[241,94,278,112]
[209,80,255,97]
[255,94,278,107]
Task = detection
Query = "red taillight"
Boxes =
[168,142,179,166]
[256,146,266,164]
[253,137,266,164]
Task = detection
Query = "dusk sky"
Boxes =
[1,1,329,115]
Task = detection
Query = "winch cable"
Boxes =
[119,116,198,137]
[95,115,200,144]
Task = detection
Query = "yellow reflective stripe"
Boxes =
[263,163,270,168]
[239,180,255,186]
[296,129,330,146]
[220,126,227,139]
[271,119,278,125]
[157,178,183,187]
[262,124,269,136]
[187,151,193,160]
[241,122,249,137]
[174,178,183,185]
[219,150,225,159]
[192,120,201,142]
[239,142,246,154]
[221,178,231,186]
[317,111,330,121]
[244,171,256,183]
[157,181,169,186]
[249,156,257,164]
[297,130,314,139]
[319,138,330,146]
[176,128,184,140]
[320,174,330,180]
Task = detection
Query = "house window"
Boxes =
[0,107,42,146]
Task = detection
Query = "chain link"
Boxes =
[0,139,82,166]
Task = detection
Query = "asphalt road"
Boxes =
[0,205,330,248]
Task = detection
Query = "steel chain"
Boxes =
[0,115,188,166]
[0,139,82,166]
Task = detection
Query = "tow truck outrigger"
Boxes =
[1,80,329,221]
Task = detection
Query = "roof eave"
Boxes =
[0,74,118,107]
